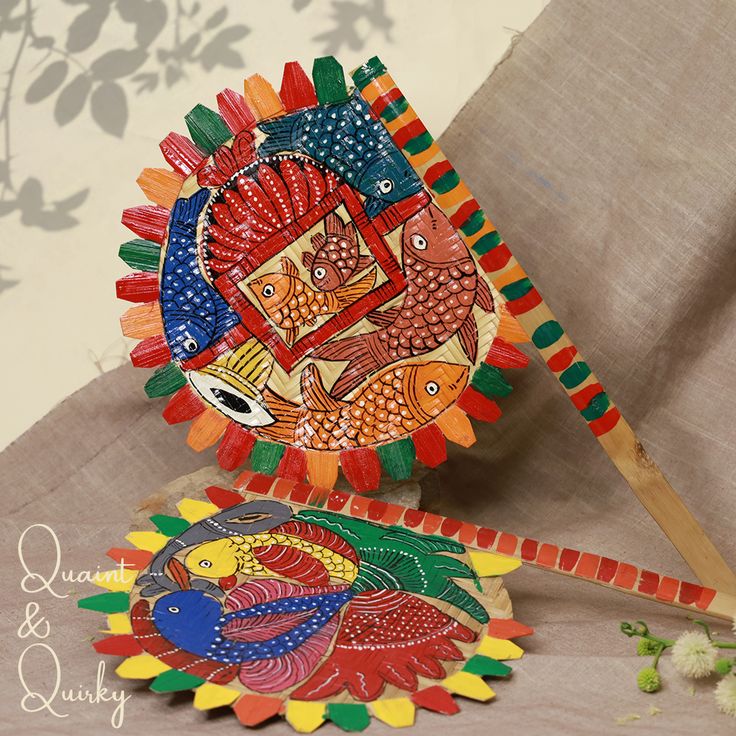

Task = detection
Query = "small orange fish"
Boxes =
[258,361,468,450]
[248,257,376,344]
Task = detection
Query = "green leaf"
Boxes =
[375,438,415,480]
[312,57,348,105]
[119,239,160,271]
[77,591,129,613]
[327,703,370,732]
[463,654,512,677]
[150,669,205,693]
[150,514,190,537]
[250,440,285,474]
[145,363,186,398]
[471,363,513,399]
[185,104,231,153]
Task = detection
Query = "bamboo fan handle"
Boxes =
[351,57,736,596]
[234,471,736,622]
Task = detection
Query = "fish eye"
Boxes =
[378,178,394,194]
[425,381,439,396]
[314,267,327,280]
[182,337,199,353]
[167,606,180,614]
[262,284,275,298]
[410,234,428,251]
[211,388,253,414]
[198,560,212,568]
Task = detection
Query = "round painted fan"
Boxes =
[117,58,529,492]
[79,470,532,731]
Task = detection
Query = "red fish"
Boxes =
[312,203,495,397]
[302,211,373,291]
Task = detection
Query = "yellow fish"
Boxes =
[188,339,275,426]
[248,257,376,344]
[184,532,358,584]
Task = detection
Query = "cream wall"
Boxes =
[0,0,548,449]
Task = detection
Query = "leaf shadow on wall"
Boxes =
[1,0,250,233]
[2,0,396,237]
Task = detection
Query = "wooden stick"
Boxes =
[234,471,736,622]
[351,57,736,595]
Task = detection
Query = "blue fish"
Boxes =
[152,588,353,662]
[161,189,241,361]
[258,91,423,219]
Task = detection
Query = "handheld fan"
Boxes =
[118,58,523,494]
[79,471,531,730]
[115,56,735,644]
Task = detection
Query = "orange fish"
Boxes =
[258,361,469,450]
[248,257,376,344]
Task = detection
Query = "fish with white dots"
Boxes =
[257,90,423,218]
[161,189,241,362]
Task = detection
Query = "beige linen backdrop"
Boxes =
[3,0,736,734]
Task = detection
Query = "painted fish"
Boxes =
[303,211,373,291]
[152,582,353,662]
[134,499,292,597]
[258,90,423,218]
[312,203,495,397]
[259,361,468,450]
[248,257,376,344]
[162,188,241,362]
[203,155,341,274]
[188,339,275,427]
[182,507,485,624]
[131,506,485,697]
[184,524,360,584]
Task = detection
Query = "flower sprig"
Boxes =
[620,617,736,717]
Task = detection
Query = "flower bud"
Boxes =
[637,666,661,693]
[637,639,659,656]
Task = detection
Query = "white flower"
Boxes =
[715,674,736,717]
[670,630,718,678]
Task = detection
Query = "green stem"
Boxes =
[622,621,675,647]
[645,634,674,648]
[652,643,666,669]
[693,619,713,640]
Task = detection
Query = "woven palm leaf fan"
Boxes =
[79,470,532,731]
[76,470,734,730]
[116,55,736,629]
[117,57,527,494]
